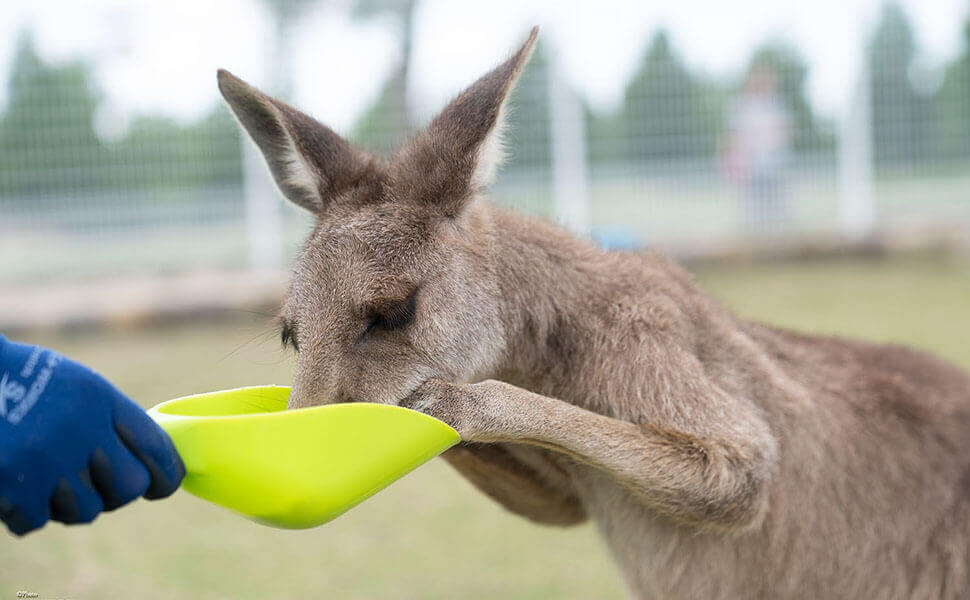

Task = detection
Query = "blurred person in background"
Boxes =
[721,64,792,231]
[0,335,184,536]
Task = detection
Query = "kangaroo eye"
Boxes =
[368,289,418,333]
[280,320,299,352]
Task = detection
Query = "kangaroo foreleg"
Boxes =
[403,378,777,530]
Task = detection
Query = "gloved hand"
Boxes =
[0,335,185,536]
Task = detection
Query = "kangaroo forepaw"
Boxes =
[400,379,492,440]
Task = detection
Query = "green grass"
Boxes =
[3,256,970,599]
[695,256,970,369]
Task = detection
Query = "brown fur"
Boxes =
[218,28,970,599]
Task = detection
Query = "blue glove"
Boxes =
[0,335,185,536]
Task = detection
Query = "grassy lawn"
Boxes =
[696,256,970,369]
[3,256,970,599]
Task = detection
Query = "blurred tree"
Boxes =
[0,30,242,200]
[352,73,409,153]
[258,0,320,96]
[105,108,242,192]
[0,32,105,197]
[868,2,934,168]
[350,0,418,153]
[746,42,833,153]
[503,40,552,175]
[933,18,970,163]
[618,31,721,162]
[585,106,625,167]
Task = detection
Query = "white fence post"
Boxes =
[548,48,591,234]
[838,53,875,240]
[242,142,283,271]
[242,24,294,273]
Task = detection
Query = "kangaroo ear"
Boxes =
[398,27,538,216]
[217,69,366,213]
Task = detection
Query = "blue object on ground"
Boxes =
[591,227,642,251]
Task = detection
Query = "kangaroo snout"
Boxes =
[287,360,435,410]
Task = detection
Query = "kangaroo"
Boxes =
[217,28,970,599]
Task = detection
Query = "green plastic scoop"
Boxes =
[147,386,459,529]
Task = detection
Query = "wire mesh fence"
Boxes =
[1,1,968,289]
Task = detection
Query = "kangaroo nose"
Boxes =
[286,385,312,410]
[287,375,323,409]
[287,372,351,409]
[289,359,331,409]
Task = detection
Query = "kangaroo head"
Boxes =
[218,28,538,408]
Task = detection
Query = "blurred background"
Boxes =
[2,1,970,598]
